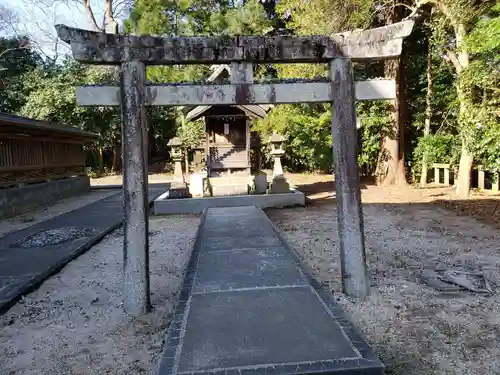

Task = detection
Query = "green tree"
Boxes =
[276,0,373,34]
[0,36,42,113]
[20,59,178,171]
[264,0,398,176]
[463,3,500,173]
[254,103,334,172]
[409,0,498,196]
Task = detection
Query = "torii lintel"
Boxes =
[55,20,414,65]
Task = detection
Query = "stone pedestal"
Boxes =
[254,171,268,194]
[270,176,290,194]
[189,171,207,197]
[270,153,290,194]
[168,156,190,199]
[168,184,190,199]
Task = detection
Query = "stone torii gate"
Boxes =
[56,21,413,315]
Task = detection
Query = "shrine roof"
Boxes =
[181,64,272,122]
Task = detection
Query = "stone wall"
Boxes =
[0,176,91,219]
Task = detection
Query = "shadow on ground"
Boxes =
[292,178,374,206]
[290,174,500,228]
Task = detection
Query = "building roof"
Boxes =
[182,65,273,122]
[0,113,98,141]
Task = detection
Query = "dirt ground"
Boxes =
[0,215,199,375]
[267,173,500,375]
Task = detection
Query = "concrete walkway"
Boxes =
[0,184,168,314]
[157,206,384,375]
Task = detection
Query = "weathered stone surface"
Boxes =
[330,58,369,298]
[56,20,414,65]
[120,60,151,315]
[192,248,307,292]
[270,176,291,194]
[188,172,206,197]
[211,184,248,196]
[253,171,268,194]
[167,186,190,199]
[76,80,397,106]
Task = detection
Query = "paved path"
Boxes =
[0,184,168,314]
[157,206,384,375]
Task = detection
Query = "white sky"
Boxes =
[1,0,117,59]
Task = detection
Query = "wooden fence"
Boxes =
[0,114,97,188]
[431,163,499,193]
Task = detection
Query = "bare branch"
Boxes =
[112,0,132,19]
[402,0,431,20]
[393,3,416,12]
[0,43,31,61]
[0,4,18,33]
[9,0,73,62]
[105,0,113,22]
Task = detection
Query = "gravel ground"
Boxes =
[0,189,117,238]
[0,215,199,375]
[267,184,500,375]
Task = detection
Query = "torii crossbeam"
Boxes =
[56,20,414,315]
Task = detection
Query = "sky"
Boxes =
[1,0,107,59]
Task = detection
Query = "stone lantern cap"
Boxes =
[269,133,286,156]
[269,133,286,143]
[168,137,182,147]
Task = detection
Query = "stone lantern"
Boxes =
[167,137,190,198]
[269,133,290,194]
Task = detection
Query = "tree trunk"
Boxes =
[83,0,102,31]
[398,50,409,182]
[420,43,433,187]
[376,5,407,185]
[112,140,122,172]
[456,139,473,197]
[98,139,104,175]
[452,24,472,197]
[417,0,472,196]
[377,56,407,185]
[455,86,473,196]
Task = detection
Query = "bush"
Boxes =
[412,134,460,174]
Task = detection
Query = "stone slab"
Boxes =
[178,288,359,373]
[192,248,307,293]
[157,206,384,375]
[200,236,283,252]
[0,184,167,314]
[201,225,276,240]
[154,190,305,215]
[212,184,249,196]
